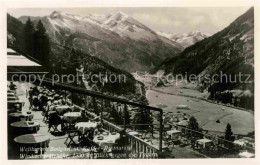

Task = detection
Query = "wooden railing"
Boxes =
[35,78,163,158]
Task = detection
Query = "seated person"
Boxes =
[32,95,40,110]
[9,81,17,91]
[48,112,62,130]
[54,94,60,101]
[32,86,39,96]
[81,128,97,148]
[59,95,67,105]
[85,128,95,141]
[94,123,104,135]
[76,112,89,123]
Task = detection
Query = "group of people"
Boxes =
[25,85,131,158]
[27,86,67,111]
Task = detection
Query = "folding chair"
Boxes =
[42,113,48,123]
[48,112,61,133]
[64,130,79,146]
[48,124,59,132]
[163,135,174,148]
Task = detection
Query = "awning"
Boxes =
[7,48,48,75]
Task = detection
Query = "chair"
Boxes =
[163,135,174,148]
[64,129,80,146]
[48,124,59,132]
[48,112,61,133]
[42,111,49,123]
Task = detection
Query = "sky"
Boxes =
[8,7,250,35]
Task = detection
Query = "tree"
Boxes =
[123,104,131,125]
[132,96,153,130]
[92,97,99,115]
[187,116,200,137]
[110,104,123,125]
[23,18,35,56]
[33,20,50,66]
[225,123,233,148]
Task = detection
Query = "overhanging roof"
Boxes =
[8,55,41,66]
[7,48,48,74]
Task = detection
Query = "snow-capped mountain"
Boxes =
[156,7,254,91]
[84,11,156,40]
[157,30,210,48]
[18,11,182,72]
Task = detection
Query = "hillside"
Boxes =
[7,14,146,99]
[18,11,182,72]
[155,7,254,93]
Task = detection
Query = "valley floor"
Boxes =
[146,88,254,136]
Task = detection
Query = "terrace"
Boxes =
[7,78,166,159]
[8,79,255,159]
[7,48,255,159]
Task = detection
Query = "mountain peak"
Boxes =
[113,11,128,17]
[157,30,210,48]
[110,11,129,21]
[50,10,63,19]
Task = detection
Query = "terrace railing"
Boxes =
[35,78,163,158]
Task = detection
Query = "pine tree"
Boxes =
[23,18,35,56]
[225,123,233,148]
[187,116,200,137]
[124,104,131,125]
[92,97,99,115]
[132,96,153,130]
[33,20,50,66]
[110,104,122,125]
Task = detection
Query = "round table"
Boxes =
[55,105,70,114]
[14,134,50,154]
[75,122,98,134]
[93,133,120,148]
[127,131,139,136]
[63,112,81,123]
[8,93,15,97]
[9,112,34,121]
[11,121,40,133]
[48,110,57,115]
[8,96,18,101]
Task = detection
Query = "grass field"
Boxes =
[146,89,254,135]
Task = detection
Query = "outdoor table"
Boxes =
[48,110,57,115]
[8,90,15,94]
[8,93,15,97]
[8,101,24,113]
[10,121,40,134]
[234,139,247,146]
[238,151,255,158]
[75,122,98,134]
[9,111,34,121]
[63,112,81,123]
[196,139,213,148]
[93,132,120,148]
[166,129,182,138]
[127,131,139,136]
[8,96,18,101]
[14,134,50,155]
[55,105,71,114]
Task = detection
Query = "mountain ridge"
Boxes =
[157,30,210,48]
[18,11,183,72]
[155,7,254,92]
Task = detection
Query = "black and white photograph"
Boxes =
[1,0,260,163]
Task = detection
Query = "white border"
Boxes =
[0,0,259,165]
